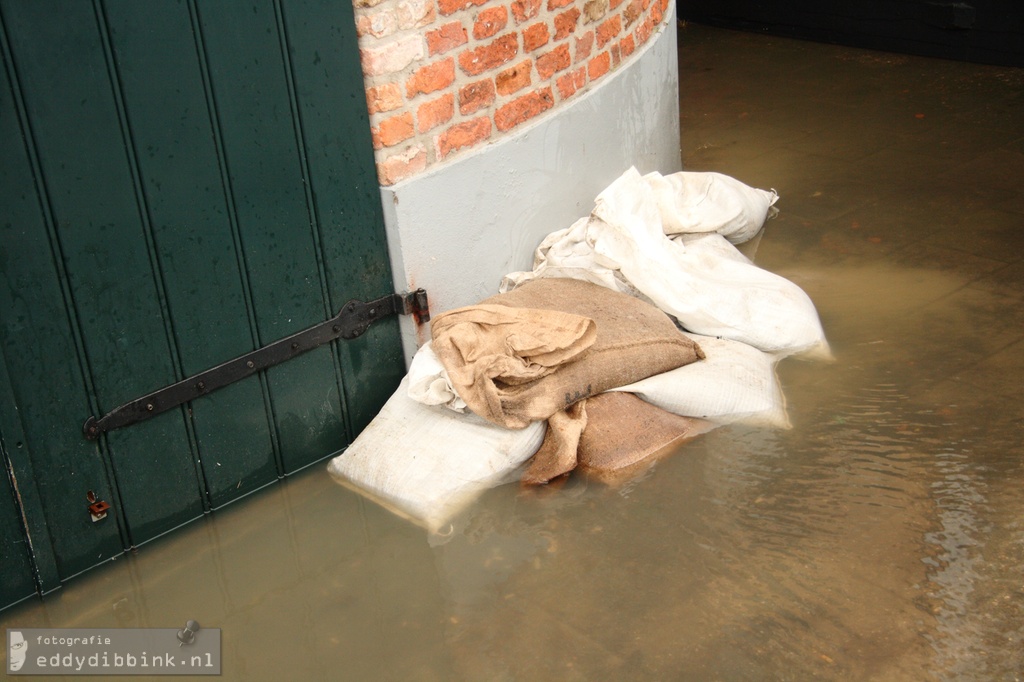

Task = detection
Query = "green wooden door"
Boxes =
[0,0,405,609]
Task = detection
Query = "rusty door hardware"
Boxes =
[86,491,111,522]
[88,501,110,522]
[83,290,428,440]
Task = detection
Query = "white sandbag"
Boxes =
[500,217,632,295]
[610,333,790,428]
[499,217,651,302]
[500,188,758,293]
[643,170,778,244]
[328,377,544,533]
[588,168,830,358]
[407,341,466,412]
[503,169,829,357]
[672,231,753,265]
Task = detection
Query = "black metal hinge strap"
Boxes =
[83,289,429,440]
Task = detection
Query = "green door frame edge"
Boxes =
[0,347,62,596]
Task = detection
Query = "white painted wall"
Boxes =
[381,7,680,363]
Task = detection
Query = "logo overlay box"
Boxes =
[7,626,221,676]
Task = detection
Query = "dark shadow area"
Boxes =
[678,0,1024,66]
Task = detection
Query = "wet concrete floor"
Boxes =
[3,21,1024,682]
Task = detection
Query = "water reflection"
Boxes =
[926,445,988,677]
[921,418,1024,681]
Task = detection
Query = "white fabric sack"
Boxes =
[407,341,466,412]
[499,217,640,297]
[503,167,829,358]
[500,177,764,292]
[500,220,757,294]
[590,167,828,357]
[610,333,790,428]
[672,231,753,264]
[328,377,544,533]
[643,170,778,244]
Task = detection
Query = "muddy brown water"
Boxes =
[3,23,1023,681]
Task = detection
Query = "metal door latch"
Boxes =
[83,289,428,440]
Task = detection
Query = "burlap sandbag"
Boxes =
[523,392,712,485]
[576,392,711,475]
[431,278,705,429]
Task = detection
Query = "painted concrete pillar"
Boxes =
[353,0,681,361]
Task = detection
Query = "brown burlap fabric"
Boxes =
[522,392,711,485]
[431,278,705,429]
[521,401,588,484]
[576,392,710,475]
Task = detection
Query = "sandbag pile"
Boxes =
[431,278,705,484]
[329,167,829,532]
[502,167,829,358]
[431,278,704,429]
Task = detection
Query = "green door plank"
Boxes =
[1,0,204,545]
[195,0,349,472]
[0,449,36,610]
[0,14,126,579]
[0,341,67,607]
[0,346,62,598]
[281,0,406,433]
[102,0,279,506]
[0,439,40,611]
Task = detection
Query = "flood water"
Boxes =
[3,22,1024,682]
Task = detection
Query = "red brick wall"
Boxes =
[355,0,671,185]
